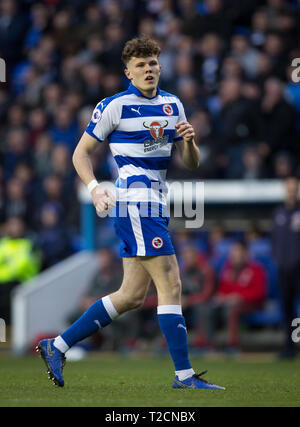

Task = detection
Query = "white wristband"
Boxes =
[87,179,99,194]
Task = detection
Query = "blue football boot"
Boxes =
[36,339,66,387]
[172,370,225,390]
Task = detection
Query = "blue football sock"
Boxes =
[59,295,118,349]
[157,305,192,371]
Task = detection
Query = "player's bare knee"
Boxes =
[118,287,145,310]
[124,294,144,310]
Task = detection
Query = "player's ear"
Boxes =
[124,67,131,80]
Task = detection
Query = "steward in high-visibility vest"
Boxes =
[0,236,41,284]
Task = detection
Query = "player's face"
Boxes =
[125,56,161,97]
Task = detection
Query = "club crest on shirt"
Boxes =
[143,120,169,152]
[163,104,174,116]
[152,236,163,249]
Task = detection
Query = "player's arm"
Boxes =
[175,121,200,170]
[72,131,115,213]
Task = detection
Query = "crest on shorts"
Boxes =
[162,104,173,116]
[152,236,164,249]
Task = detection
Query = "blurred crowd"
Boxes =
[1,0,300,259]
[1,0,300,351]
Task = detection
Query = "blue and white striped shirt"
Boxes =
[85,83,186,203]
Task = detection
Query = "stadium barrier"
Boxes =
[12,251,99,355]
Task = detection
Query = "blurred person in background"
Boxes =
[272,176,300,358]
[272,151,294,179]
[215,77,264,179]
[262,32,287,80]
[176,77,201,118]
[245,223,272,259]
[4,176,30,224]
[37,203,72,270]
[194,32,223,95]
[0,0,28,73]
[250,8,269,48]
[180,245,215,351]
[6,104,26,130]
[33,174,67,229]
[208,223,234,265]
[3,128,31,180]
[259,77,296,165]
[209,241,267,352]
[241,145,266,180]
[23,2,50,52]
[28,108,48,147]
[229,31,260,79]
[49,105,79,153]
[32,133,53,180]
[0,216,40,323]
[42,83,63,118]
[50,145,75,195]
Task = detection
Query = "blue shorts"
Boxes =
[113,202,175,257]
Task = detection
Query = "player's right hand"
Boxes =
[91,186,116,214]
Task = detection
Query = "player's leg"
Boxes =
[140,254,225,390]
[52,257,150,351]
[37,257,151,386]
[109,257,152,314]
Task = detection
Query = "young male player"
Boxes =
[37,37,225,390]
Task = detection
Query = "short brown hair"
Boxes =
[121,36,161,65]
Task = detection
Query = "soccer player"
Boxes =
[37,37,225,390]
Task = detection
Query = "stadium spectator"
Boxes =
[3,128,31,180]
[0,216,40,323]
[229,31,260,79]
[241,145,266,180]
[49,105,80,153]
[0,0,29,72]
[194,32,223,94]
[250,9,269,48]
[180,245,215,349]
[4,177,30,224]
[32,133,53,180]
[272,151,294,179]
[272,176,300,358]
[28,108,48,147]
[208,223,234,270]
[208,241,267,351]
[260,77,296,163]
[213,77,264,179]
[37,203,72,270]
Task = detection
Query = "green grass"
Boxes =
[0,352,300,407]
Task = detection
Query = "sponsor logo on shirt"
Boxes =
[143,120,169,152]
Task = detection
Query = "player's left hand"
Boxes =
[175,121,195,143]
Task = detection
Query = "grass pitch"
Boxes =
[0,352,299,407]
